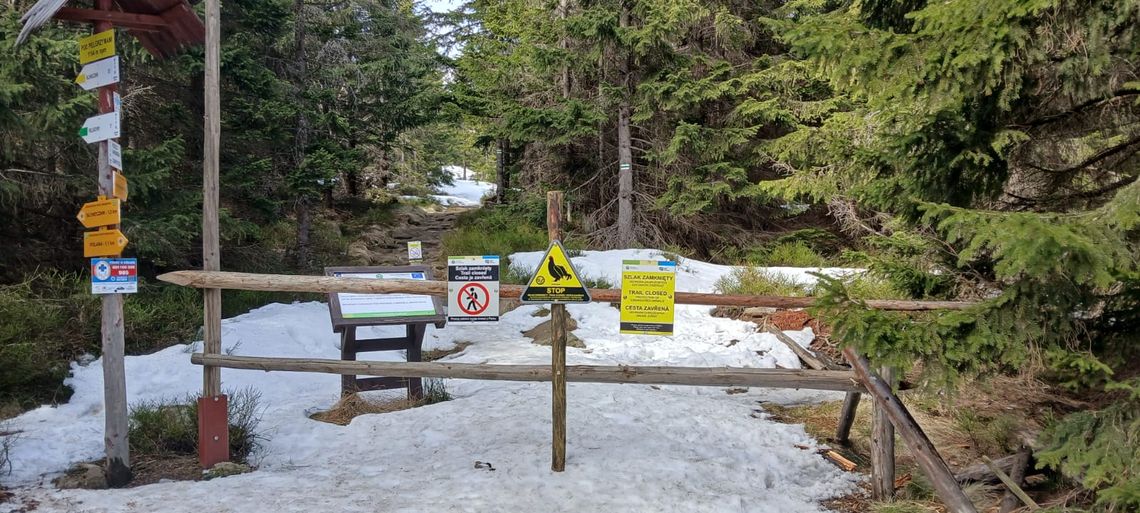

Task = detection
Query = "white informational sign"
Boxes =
[75,55,120,91]
[79,111,120,144]
[332,271,437,319]
[91,258,137,294]
[447,256,500,323]
[408,241,423,261]
[108,139,123,170]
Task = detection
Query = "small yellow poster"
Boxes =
[79,30,116,65]
[620,260,676,336]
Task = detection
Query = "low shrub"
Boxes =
[761,242,829,267]
[713,268,810,297]
[129,388,264,462]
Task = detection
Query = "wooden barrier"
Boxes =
[159,271,976,311]
[190,354,869,392]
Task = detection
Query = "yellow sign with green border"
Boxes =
[619,260,676,336]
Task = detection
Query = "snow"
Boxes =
[2,249,861,512]
[430,166,496,206]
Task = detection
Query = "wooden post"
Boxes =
[844,348,978,513]
[197,0,229,469]
[92,0,131,488]
[835,392,861,444]
[871,366,895,500]
[548,191,567,472]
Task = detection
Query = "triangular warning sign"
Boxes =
[520,241,592,304]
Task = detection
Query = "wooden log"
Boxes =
[823,450,857,471]
[871,366,896,500]
[844,348,978,513]
[986,453,1038,512]
[835,392,861,444]
[190,354,870,392]
[548,191,567,472]
[157,271,976,311]
[52,7,166,31]
[764,326,837,371]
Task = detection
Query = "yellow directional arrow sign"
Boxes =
[84,229,129,258]
[76,198,121,228]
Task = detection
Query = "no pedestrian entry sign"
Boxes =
[447,255,500,322]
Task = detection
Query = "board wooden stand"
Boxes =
[325,266,446,399]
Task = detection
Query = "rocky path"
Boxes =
[345,205,469,276]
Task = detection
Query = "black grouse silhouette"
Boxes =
[547,256,571,282]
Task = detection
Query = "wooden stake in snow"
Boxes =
[843,348,978,513]
[548,191,567,472]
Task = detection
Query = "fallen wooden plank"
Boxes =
[844,348,978,513]
[999,447,1034,513]
[190,354,869,392]
[956,453,1022,484]
[985,454,1039,511]
[823,450,857,471]
[158,271,977,311]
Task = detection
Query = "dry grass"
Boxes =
[423,341,472,362]
[309,393,423,426]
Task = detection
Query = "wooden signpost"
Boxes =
[525,191,592,472]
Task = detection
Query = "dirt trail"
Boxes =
[346,205,471,276]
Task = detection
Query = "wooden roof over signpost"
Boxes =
[17,0,205,59]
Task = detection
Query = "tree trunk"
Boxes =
[615,0,634,247]
[292,0,311,267]
[559,0,571,98]
[496,139,508,204]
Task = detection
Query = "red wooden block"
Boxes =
[197,394,229,469]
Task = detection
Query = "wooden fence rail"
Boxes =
[190,354,869,392]
[159,271,975,311]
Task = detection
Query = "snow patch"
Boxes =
[2,250,860,511]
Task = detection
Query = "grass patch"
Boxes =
[713,267,908,300]
[128,388,264,462]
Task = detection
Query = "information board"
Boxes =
[332,270,437,318]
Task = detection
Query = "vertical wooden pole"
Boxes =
[548,191,567,472]
[871,366,895,500]
[835,392,861,444]
[92,1,131,488]
[198,0,229,469]
[844,348,978,513]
